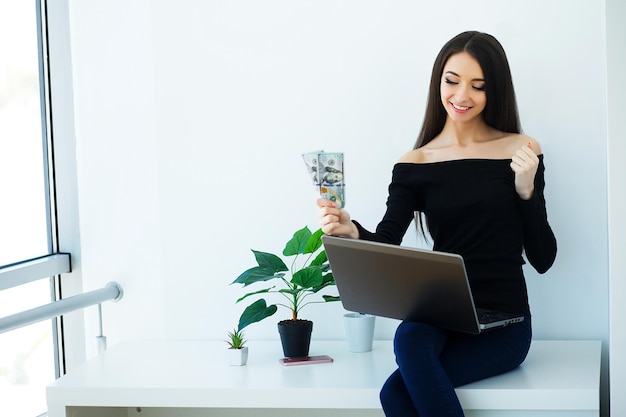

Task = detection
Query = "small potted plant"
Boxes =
[231,226,339,357]
[225,328,248,366]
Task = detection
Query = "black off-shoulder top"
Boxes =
[354,156,557,313]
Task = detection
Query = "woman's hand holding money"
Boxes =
[317,198,359,239]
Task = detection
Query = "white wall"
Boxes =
[51,0,616,414]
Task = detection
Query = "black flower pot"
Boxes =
[277,319,313,357]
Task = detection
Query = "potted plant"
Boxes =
[231,226,339,357]
[225,328,248,366]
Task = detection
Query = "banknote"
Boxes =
[302,151,345,208]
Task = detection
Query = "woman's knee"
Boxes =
[394,321,447,355]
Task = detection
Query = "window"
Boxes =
[0,0,59,416]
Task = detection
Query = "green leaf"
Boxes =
[309,249,327,267]
[321,271,335,285]
[238,299,278,331]
[303,228,324,254]
[292,267,323,288]
[231,266,284,286]
[322,295,341,302]
[283,226,312,256]
[235,287,272,303]
[278,288,301,296]
[253,250,288,273]
[309,280,333,294]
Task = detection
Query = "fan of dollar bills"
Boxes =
[302,150,345,208]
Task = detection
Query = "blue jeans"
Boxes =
[380,314,532,417]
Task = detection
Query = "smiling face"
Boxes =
[440,51,487,123]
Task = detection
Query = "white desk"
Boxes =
[46,339,601,417]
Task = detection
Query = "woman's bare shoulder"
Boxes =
[505,133,542,155]
[397,148,428,163]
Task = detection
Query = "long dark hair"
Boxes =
[414,31,521,149]
[414,31,522,240]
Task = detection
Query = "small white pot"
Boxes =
[227,346,248,366]
[344,313,376,353]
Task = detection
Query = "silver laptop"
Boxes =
[322,235,524,334]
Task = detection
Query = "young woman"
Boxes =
[317,31,557,417]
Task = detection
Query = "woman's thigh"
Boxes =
[441,313,532,387]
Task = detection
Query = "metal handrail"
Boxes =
[0,282,123,334]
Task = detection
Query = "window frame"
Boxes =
[0,0,68,380]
